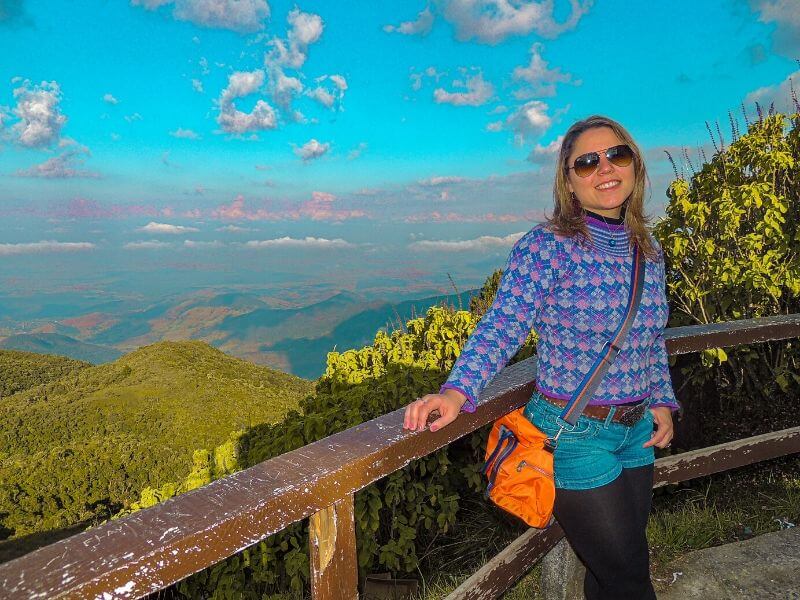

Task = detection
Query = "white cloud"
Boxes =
[131,0,270,33]
[512,42,577,98]
[329,74,348,90]
[434,72,494,106]
[138,222,200,234]
[269,68,304,112]
[418,176,466,186]
[348,142,367,160]
[192,78,204,93]
[308,75,348,110]
[217,224,254,232]
[527,135,563,164]
[170,127,201,139]
[124,240,173,250]
[438,0,593,45]
[750,0,800,56]
[384,7,435,35]
[504,100,552,142]
[217,100,277,134]
[261,8,325,120]
[220,69,264,104]
[743,69,800,115]
[267,8,323,70]
[287,8,323,48]
[15,148,99,179]
[124,112,143,122]
[103,93,119,105]
[216,70,277,134]
[0,241,96,256]
[10,79,67,148]
[244,236,355,248]
[307,86,335,108]
[184,240,224,248]
[409,232,524,252]
[294,138,330,161]
[486,120,503,132]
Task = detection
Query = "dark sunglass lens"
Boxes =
[607,144,633,167]
[573,153,599,177]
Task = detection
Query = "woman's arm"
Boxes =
[648,254,681,412]
[441,227,560,412]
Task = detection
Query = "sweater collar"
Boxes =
[584,209,625,228]
[583,210,630,256]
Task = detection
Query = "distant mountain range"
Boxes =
[0,289,477,378]
[0,333,122,364]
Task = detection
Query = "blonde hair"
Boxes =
[548,115,658,259]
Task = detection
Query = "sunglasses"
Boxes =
[567,144,634,178]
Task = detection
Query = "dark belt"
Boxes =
[541,393,648,427]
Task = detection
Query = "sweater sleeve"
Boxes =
[440,226,561,412]
[647,251,680,411]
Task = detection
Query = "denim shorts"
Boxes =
[523,391,655,490]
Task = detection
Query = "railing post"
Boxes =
[309,494,358,599]
[540,537,585,600]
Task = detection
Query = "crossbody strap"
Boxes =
[557,243,646,428]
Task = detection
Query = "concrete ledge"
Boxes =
[656,527,800,599]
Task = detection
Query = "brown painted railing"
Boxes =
[2,314,800,599]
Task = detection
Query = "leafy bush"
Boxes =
[654,108,800,418]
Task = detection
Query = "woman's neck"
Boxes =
[584,208,624,224]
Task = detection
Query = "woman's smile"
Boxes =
[567,127,635,218]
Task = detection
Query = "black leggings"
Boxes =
[553,464,656,600]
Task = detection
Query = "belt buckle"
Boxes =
[617,402,646,427]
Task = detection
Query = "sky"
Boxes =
[0,0,799,311]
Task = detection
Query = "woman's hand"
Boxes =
[403,389,467,432]
[643,406,674,449]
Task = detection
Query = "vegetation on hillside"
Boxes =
[0,341,313,545]
[0,349,89,398]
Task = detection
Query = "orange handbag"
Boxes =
[483,407,555,528]
[482,244,645,528]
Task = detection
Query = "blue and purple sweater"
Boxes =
[441,212,680,413]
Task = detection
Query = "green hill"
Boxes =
[0,349,90,398]
[0,333,122,364]
[0,341,313,543]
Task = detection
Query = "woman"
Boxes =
[403,115,679,599]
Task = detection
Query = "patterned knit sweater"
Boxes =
[441,212,680,413]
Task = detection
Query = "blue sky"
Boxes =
[0,0,799,308]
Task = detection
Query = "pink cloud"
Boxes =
[210,193,367,222]
[403,210,544,224]
[49,198,161,219]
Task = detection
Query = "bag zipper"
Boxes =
[516,460,553,479]
[484,435,518,496]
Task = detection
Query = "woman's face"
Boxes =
[566,126,636,218]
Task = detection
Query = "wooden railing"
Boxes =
[2,315,800,599]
